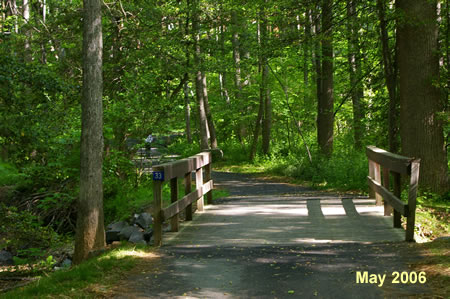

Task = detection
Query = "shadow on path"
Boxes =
[114,171,431,298]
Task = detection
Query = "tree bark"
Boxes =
[23,0,31,61]
[183,81,192,144]
[317,0,334,157]
[260,6,271,156]
[192,0,209,150]
[347,0,364,150]
[202,72,218,149]
[397,0,449,194]
[377,0,400,153]
[74,0,105,265]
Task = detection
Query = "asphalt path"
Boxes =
[114,172,431,298]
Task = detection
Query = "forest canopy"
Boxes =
[0,0,448,263]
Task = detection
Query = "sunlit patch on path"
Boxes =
[113,172,430,298]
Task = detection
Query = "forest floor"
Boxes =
[111,172,442,298]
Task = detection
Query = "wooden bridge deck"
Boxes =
[163,172,405,247]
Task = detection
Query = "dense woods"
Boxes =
[0,0,448,263]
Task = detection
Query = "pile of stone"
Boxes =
[106,212,153,245]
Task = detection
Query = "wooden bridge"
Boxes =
[114,147,427,298]
[151,146,420,246]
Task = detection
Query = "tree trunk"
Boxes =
[250,90,264,160]
[377,0,400,153]
[397,0,449,194]
[192,0,209,150]
[231,9,246,142]
[347,0,364,150]
[317,0,334,157]
[202,72,218,149]
[74,0,105,265]
[218,7,230,104]
[260,8,271,155]
[23,0,31,61]
[183,82,192,144]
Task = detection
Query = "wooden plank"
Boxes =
[162,188,201,221]
[406,159,420,242]
[162,180,213,221]
[170,177,179,232]
[367,176,408,216]
[382,167,393,216]
[393,172,402,228]
[152,157,196,182]
[366,146,414,175]
[184,171,192,221]
[368,159,375,198]
[373,162,382,206]
[196,167,204,212]
[191,152,212,169]
[205,163,213,204]
[153,180,163,246]
[152,152,211,182]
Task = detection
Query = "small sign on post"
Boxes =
[153,171,164,181]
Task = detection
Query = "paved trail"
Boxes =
[115,172,430,298]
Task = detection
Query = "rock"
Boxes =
[143,228,153,242]
[135,213,153,229]
[207,148,224,161]
[0,250,14,266]
[129,231,146,245]
[118,225,141,240]
[106,220,128,231]
[106,230,121,244]
[61,258,72,268]
[163,224,172,233]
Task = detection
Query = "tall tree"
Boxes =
[317,0,334,157]
[74,0,105,264]
[347,0,364,149]
[192,0,209,150]
[377,0,399,153]
[397,0,449,193]
[260,4,271,155]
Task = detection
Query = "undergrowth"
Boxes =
[1,244,151,298]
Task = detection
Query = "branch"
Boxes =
[267,63,313,164]
[169,73,189,101]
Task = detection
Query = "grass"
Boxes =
[1,244,157,298]
[410,238,450,298]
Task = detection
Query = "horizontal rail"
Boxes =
[366,146,414,175]
[162,180,213,221]
[153,152,211,182]
[367,176,408,216]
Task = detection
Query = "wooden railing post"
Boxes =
[393,172,402,228]
[153,180,163,246]
[196,166,204,212]
[205,162,213,204]
[372,161,382,205]
[184,171,193,221]
[406,160,420,242]
[382,167,392,216]
[368,159,375,198]
[170,177,179,232]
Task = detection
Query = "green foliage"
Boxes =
[0,161,29,186]
[2,245,141,298]
[0,204,62,257]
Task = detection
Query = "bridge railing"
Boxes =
[366,146,420,242]
[152,152,213,246]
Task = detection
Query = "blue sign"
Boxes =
[153,171,164,181]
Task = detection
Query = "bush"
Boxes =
[0,204,62,259]
[0,161,29,187]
